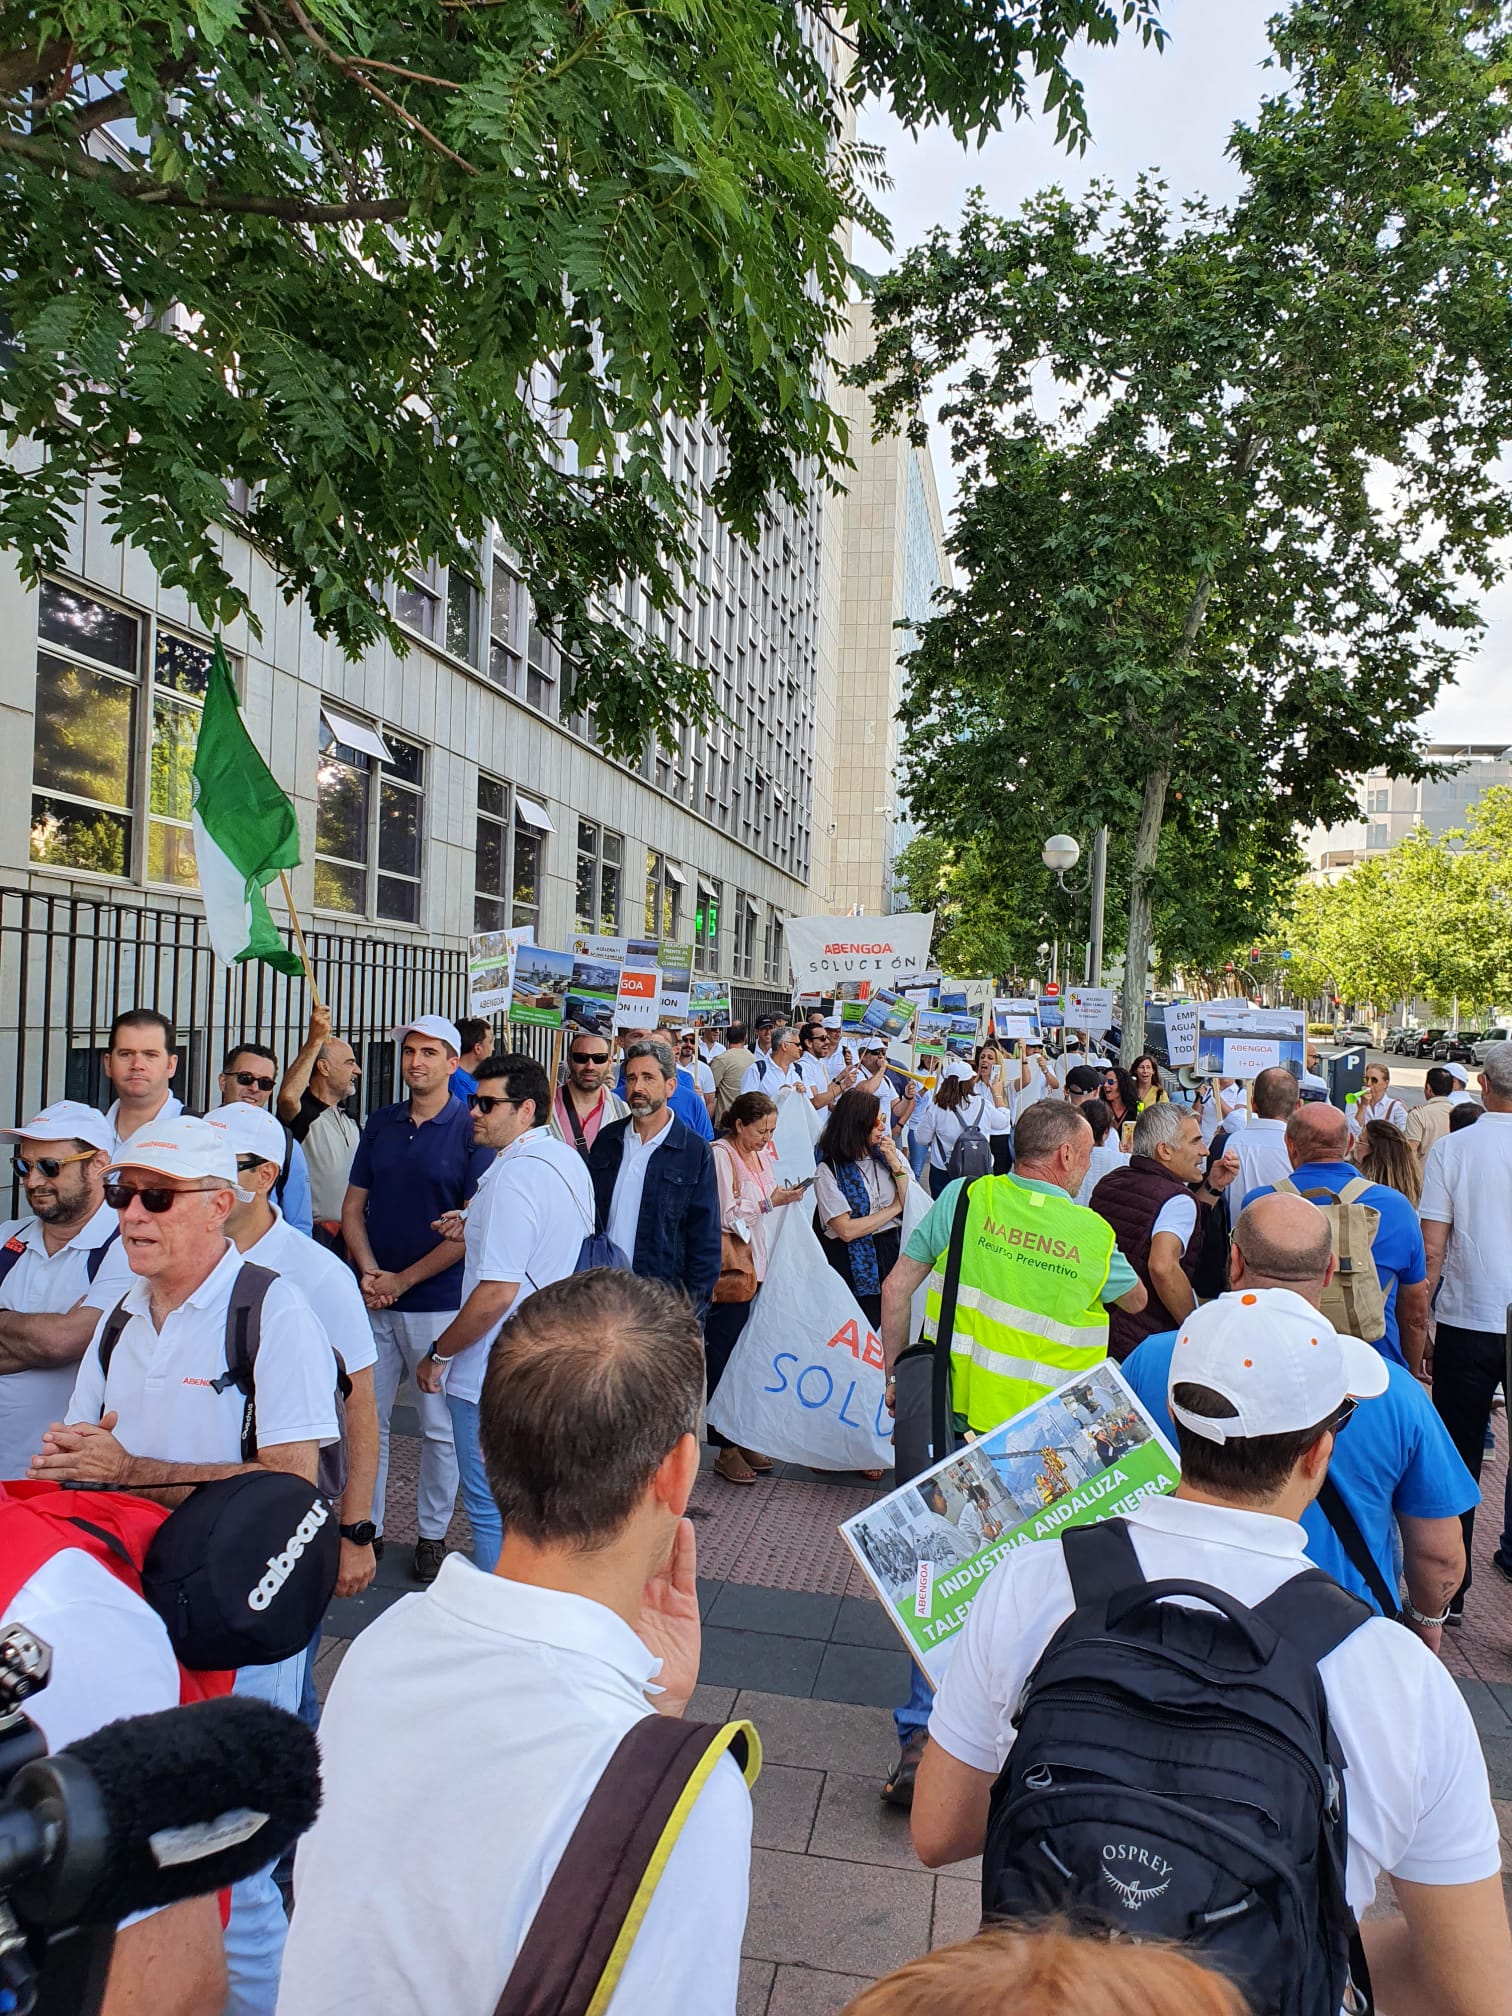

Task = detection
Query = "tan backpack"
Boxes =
[1275,1176,1386,1342]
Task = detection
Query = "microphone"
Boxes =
[1,1695,321,1928]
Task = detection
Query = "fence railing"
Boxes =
[0,884,789,1137]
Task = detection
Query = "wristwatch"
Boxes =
[339,1520,377,1547]
[1402,1597,1450,1628]
[425,1345,455,1366]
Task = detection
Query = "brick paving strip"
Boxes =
[317,1397,1512,2014]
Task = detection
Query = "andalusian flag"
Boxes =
[191,643,304,976]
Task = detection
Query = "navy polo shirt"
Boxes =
[348,1094,492,1312]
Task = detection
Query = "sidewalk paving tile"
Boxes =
[733,1691,896,1776]
[324,1577,410,1638]
[738,1959,776,2016]
[768,1965,874,2014]
[708,1585,843,1640]
[812,1643,912,1710]
[702,1627,826,1695]
[686,1683,739,1722]
[745,1848,935,1976]
[1457,1678,1512,1738]
[751,1764,824,1852]
[831,1596,899,1651]
[698,1577,725,1618]
[930,1874,982,1950]
[808,1768,980,1880]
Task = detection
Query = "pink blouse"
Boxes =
[712,1137,781,1281]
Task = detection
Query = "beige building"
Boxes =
[1303,743,1512,882]
[822,304,952,916]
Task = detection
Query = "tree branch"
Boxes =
[280,0,478,175]
[0,41,72,99]
[0,132,408,220]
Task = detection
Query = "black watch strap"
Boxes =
[340,1520,377,1546]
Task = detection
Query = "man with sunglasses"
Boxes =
[548,1032,628,1155]
[215,1041,315,1238]
[416,1055,595,1572]
[0,1101,135,1477]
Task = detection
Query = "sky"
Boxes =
[854,0,1510,745]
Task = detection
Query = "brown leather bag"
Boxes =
[712,1228,758,1305]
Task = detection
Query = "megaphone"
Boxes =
[1177,1065,1206,1090]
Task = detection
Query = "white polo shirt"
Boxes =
[795,1053,832,1101]
[278,1557,751,2015]
[0,1202,136,1476]
[1228,1115,1293,1223]
[238,1207,377,1376]
[105,1092,184,1157]
[1420,1110,1512,1330]
[1,1547,180,1752]
[930,1492,1499,1917]
[66,1241,339,1462]
[740,1056,801,1098]
[607,1114,674,1269]
[448,1132,595,1406]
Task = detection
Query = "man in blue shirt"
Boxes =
[1123,1192,1472,1643]
[612,1027,713,1141]
[1242,1101,1428,1372]
[341,1015,493,1584]
[450,1017,493,1102]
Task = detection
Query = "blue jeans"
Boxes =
[228,1654,304,2016]
[447,1392,503,1572]
[895,1661,934,1746]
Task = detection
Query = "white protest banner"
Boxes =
[840,1362,1178,1686]
[1222,1037,1281,1079]
[614,967,661,1027]
[706,1205,894,1471]
[468,924,532,1016]
[1165,1003,1199,1067]
[1064,986,1114,1032]
[769,1079,821,1180]
[785,912,935,990]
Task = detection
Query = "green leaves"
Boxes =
[863,2,1512,1039]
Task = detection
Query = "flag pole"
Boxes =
[278,870,325,1013]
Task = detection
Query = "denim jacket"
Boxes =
[588,1114,721,1317]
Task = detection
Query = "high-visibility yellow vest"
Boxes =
[923,1176,1115,1433]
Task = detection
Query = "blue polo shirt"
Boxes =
[611,1065,713,1142]
[1123,1329,1477,1614]
[348,1094,492,1312]
[1242,1161,1427,1364]
[451,1065,478,1101]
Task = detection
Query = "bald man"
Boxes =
[1121,1195,1472,1639]
[1242,1103,1429,1374]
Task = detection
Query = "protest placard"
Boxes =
[467,924,532,1016]
[1222,1037,1282,1079]
[689,977,731,1026]
[1064,986,1114,1032]
[657,941,693,1020]
[614,966,661,1027]
[510,944,573,1027]
[1165,1002,1199,1066]
[785,912,934,989]
[840,1363,1178,1686]
[993,1011,1040,1044]
[859,988,919,1041]
[565,936,625,1037]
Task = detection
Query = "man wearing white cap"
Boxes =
[911,1288,1510,2006]
[340,1015,491,1585]
[29,1113,339,2016]
[1444,1059,1479,1107]
[208,1103,379,1602]
[0,1101,135,1476]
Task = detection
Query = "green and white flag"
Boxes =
[190,642,304,977]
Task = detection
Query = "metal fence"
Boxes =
[0,883,790,1136]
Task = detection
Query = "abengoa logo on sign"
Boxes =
[823,942,895,954]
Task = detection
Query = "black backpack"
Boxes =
[981,1519,1373,2016]
[0,1224,118,1287]
[96,1262,351,1503]
[944,1095,995,1183]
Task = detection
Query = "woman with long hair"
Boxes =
[1359,1116,1423,1208]
[1130,1052,1168,1109]
[706,1090,811,1486]
[1099,1065,1141,1147]
[814,1089,910,1328]
[972,1041,1013,1170]
[914,1068,1011,1198]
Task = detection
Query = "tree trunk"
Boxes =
[1120,763,1170,1060]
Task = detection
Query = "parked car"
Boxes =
[1411,1028,1448,1058]
[1334,1025,1374,1046]
[1381,1028,1409,1051]
[1432,1032,1481,1063]
[1394,1028,1426,1053]
[1473,1028,1509,1064]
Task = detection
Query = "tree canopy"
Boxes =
[0,0,1161,759]
[858,0,1512,1048]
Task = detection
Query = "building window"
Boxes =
[732,894,757,980]
[1367,822,1389,852]
[474,775,544,935]
[575,821,622,932]
[446,565,481,667]
[694,877,722,973]
[394,558,441,640]
[29,583,233,891]
[765,911,785,985]
[30,581,141,877]
[526,617,556,714]
[644,851,682,940]
[488,556,522,693]
[315,714,426,922]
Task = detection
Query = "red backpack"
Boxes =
[0,1481,235,1706]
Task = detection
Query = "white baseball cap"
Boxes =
[0,1099,114,1155]
[206,1102,287,1166]
[1168,1288,1387,1444]
[392,1014,462,1054]
[106,1114,243,1190]
[822,1013,843,1030]
[1445,1061,1469,1086]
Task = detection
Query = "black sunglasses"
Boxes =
[104,1179,210,1213]
[230,1071,276,1093]
[1328,1397,1357,1436]
[13,1149,96,1180]
[468,1093,514,1115]
[570,1051,610,1066]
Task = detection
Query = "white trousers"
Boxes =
[226,1654,304,2016]
[370,1308,458,1543]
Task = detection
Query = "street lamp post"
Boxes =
[1040,829,1109,988]
[1041,836,1079,995]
